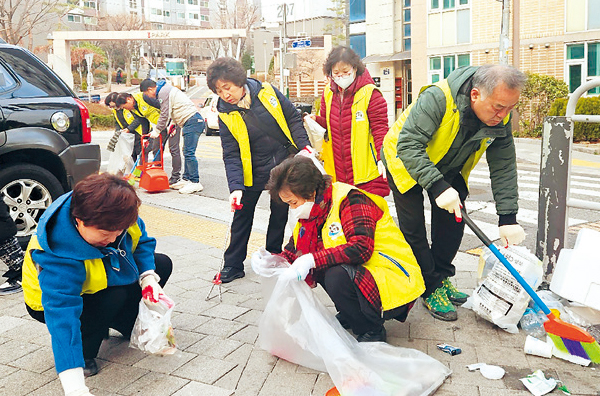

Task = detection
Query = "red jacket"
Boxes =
[316,69,390,197]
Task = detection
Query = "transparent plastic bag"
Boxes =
[107,132,135,175]
[253,252,451,396]
[303,115,325,154]
[130,294,177,355]
[464,245,543,333]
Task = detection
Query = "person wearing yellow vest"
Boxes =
[309,46,390,197]
[22,174,172,396]
[206,57,311,283]
[381,64,527,321]
[257,156,424,342]
[104,92,148,161]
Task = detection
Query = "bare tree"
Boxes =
[294,50,324,80]
[0,0,71,50]
[96,13,147,87]
[208,0,259,59]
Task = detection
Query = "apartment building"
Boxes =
[350,0,600,123]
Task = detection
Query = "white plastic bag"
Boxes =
[107,132,135,175]
[253,253,451,396]
[130,295,177,355]
[464,245,543,333]
[303,115,326,154]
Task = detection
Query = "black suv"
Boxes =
[0,42,100,244]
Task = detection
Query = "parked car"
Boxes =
[199,93,220,136]
[0,41,101,245]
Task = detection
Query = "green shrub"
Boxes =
[549,97,600,142]
[514,72,569,138]
[90,114,115,130]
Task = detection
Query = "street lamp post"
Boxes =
[84,52,94,102]
[498,0,510,65]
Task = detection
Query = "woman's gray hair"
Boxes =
[472,64,527,98]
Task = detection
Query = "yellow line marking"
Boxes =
[572,159,600,168]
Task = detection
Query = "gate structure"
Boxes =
[536,78,600,278]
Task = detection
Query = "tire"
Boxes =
[207,127,218,136]
[0,163,65,243]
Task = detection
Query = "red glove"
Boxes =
[168,124,177,137]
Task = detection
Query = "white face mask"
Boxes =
[289,201,314,223]
[333,70,356,90]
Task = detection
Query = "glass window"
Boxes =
[568,44,585,59]
[350,0,366,22]
[404,9,411,22]
[0,63,18,94]
[443,55,455,77]
[569,64,582,93]
[456,9,470,44]
[457,54,470,67]
[430,57,441,70]
[178,12,185,18]
[432,74,440,83]
[459,0,468,4]
[432,0,439,9]
[404,38,411,51]
[349,34,366,58]
[404,0,410,6]
[404,24,411,37]
[589,0,600,29]
[588,43,600,76]
[164,10,170,16]
[443,0,455,9]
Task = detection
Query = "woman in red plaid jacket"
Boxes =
[265,156,425,343]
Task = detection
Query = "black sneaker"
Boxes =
[335,313,351,330]
[83,358,99,377]
[0,279,22,295]
[357,326,387,343]
[218,267,245,283]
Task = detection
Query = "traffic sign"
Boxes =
[292,39,311,49]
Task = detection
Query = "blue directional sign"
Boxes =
[292,39,311,49]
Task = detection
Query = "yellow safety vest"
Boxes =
[218,82,299,187]
[292,183,425,311]
[23,224,142,311]
[322,84,380,184]
[112,108,143,135]
[132,91,160,126]
[382,79,510,193]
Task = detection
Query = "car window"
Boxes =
[0,48,71,98]
[0,62,18,93]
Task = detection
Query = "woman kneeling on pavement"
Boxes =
[22,173,172,396]
[265,156,425,342]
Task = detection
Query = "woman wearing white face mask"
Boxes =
[309,46,390,198]
[264,156,425,343]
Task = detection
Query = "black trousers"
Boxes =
[389,175,468,297]
[224,190,288,270]
[28,253,172,361]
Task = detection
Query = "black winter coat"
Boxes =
[217,78,310,192]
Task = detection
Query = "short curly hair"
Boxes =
[206,57,247,93]
[323,46,366,77]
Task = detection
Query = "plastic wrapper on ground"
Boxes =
[130,295,177,355]
[252,251,451,396]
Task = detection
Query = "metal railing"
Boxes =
[536,78,600,278]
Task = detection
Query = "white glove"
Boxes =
[250,247,273,275]
[377,160,387,181]
[59,367,94,396]
[435,187,462,221]
[140,271,164,307]
[282,253,315,281]
[295,146,327,175]
[499,224,526,247]
[229,190,243,210]
[149,128,160,139]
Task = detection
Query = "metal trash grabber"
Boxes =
[206,202,243,302]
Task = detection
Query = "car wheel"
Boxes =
[207,128,218,136]
[0,164,64,243]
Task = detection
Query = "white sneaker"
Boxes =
[170,179,190,190]
[179,182,204,194]
[0,279,22,295]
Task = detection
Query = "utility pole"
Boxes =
[499,0,510,65]
[282,3,288,96]
[512,0,521,133]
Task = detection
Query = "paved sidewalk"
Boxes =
[1,202,599,396]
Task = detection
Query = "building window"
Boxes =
[403,0,411,51]
[189,13,198,19]
[429,53,470,83]
[151,8,162,15]
[566,0,600,32]
[83,0,96,8]
[129,0,137,7]
[433,0,467,10]
[178,12,185,18]
[164,10,170,16]
[200,0,208,7]
[84,16,97,25]
[67,14,82,23]
[349,34,366,59]
[428,0,470,47]
[566,42,600,94]
[177,0,183,3]
[200,14,209,21]
[188,0,198,4]
[349,0,366,22]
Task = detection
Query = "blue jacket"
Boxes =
[27,192,156,373]
[217,78,310,192]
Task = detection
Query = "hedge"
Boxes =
[90,114,115,130]
[548,97,600,142]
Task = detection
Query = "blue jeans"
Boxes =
[181,113,204,183]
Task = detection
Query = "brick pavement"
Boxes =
[0,204,599,396]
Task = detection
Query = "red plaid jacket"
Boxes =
[281,190,383,311]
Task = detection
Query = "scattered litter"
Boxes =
[556,381,571,395]
[524,335,553,358]
[466,363,505,379]
[437,343,461,356]
[520,370,557,396]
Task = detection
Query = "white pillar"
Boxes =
[52,38,75,89]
